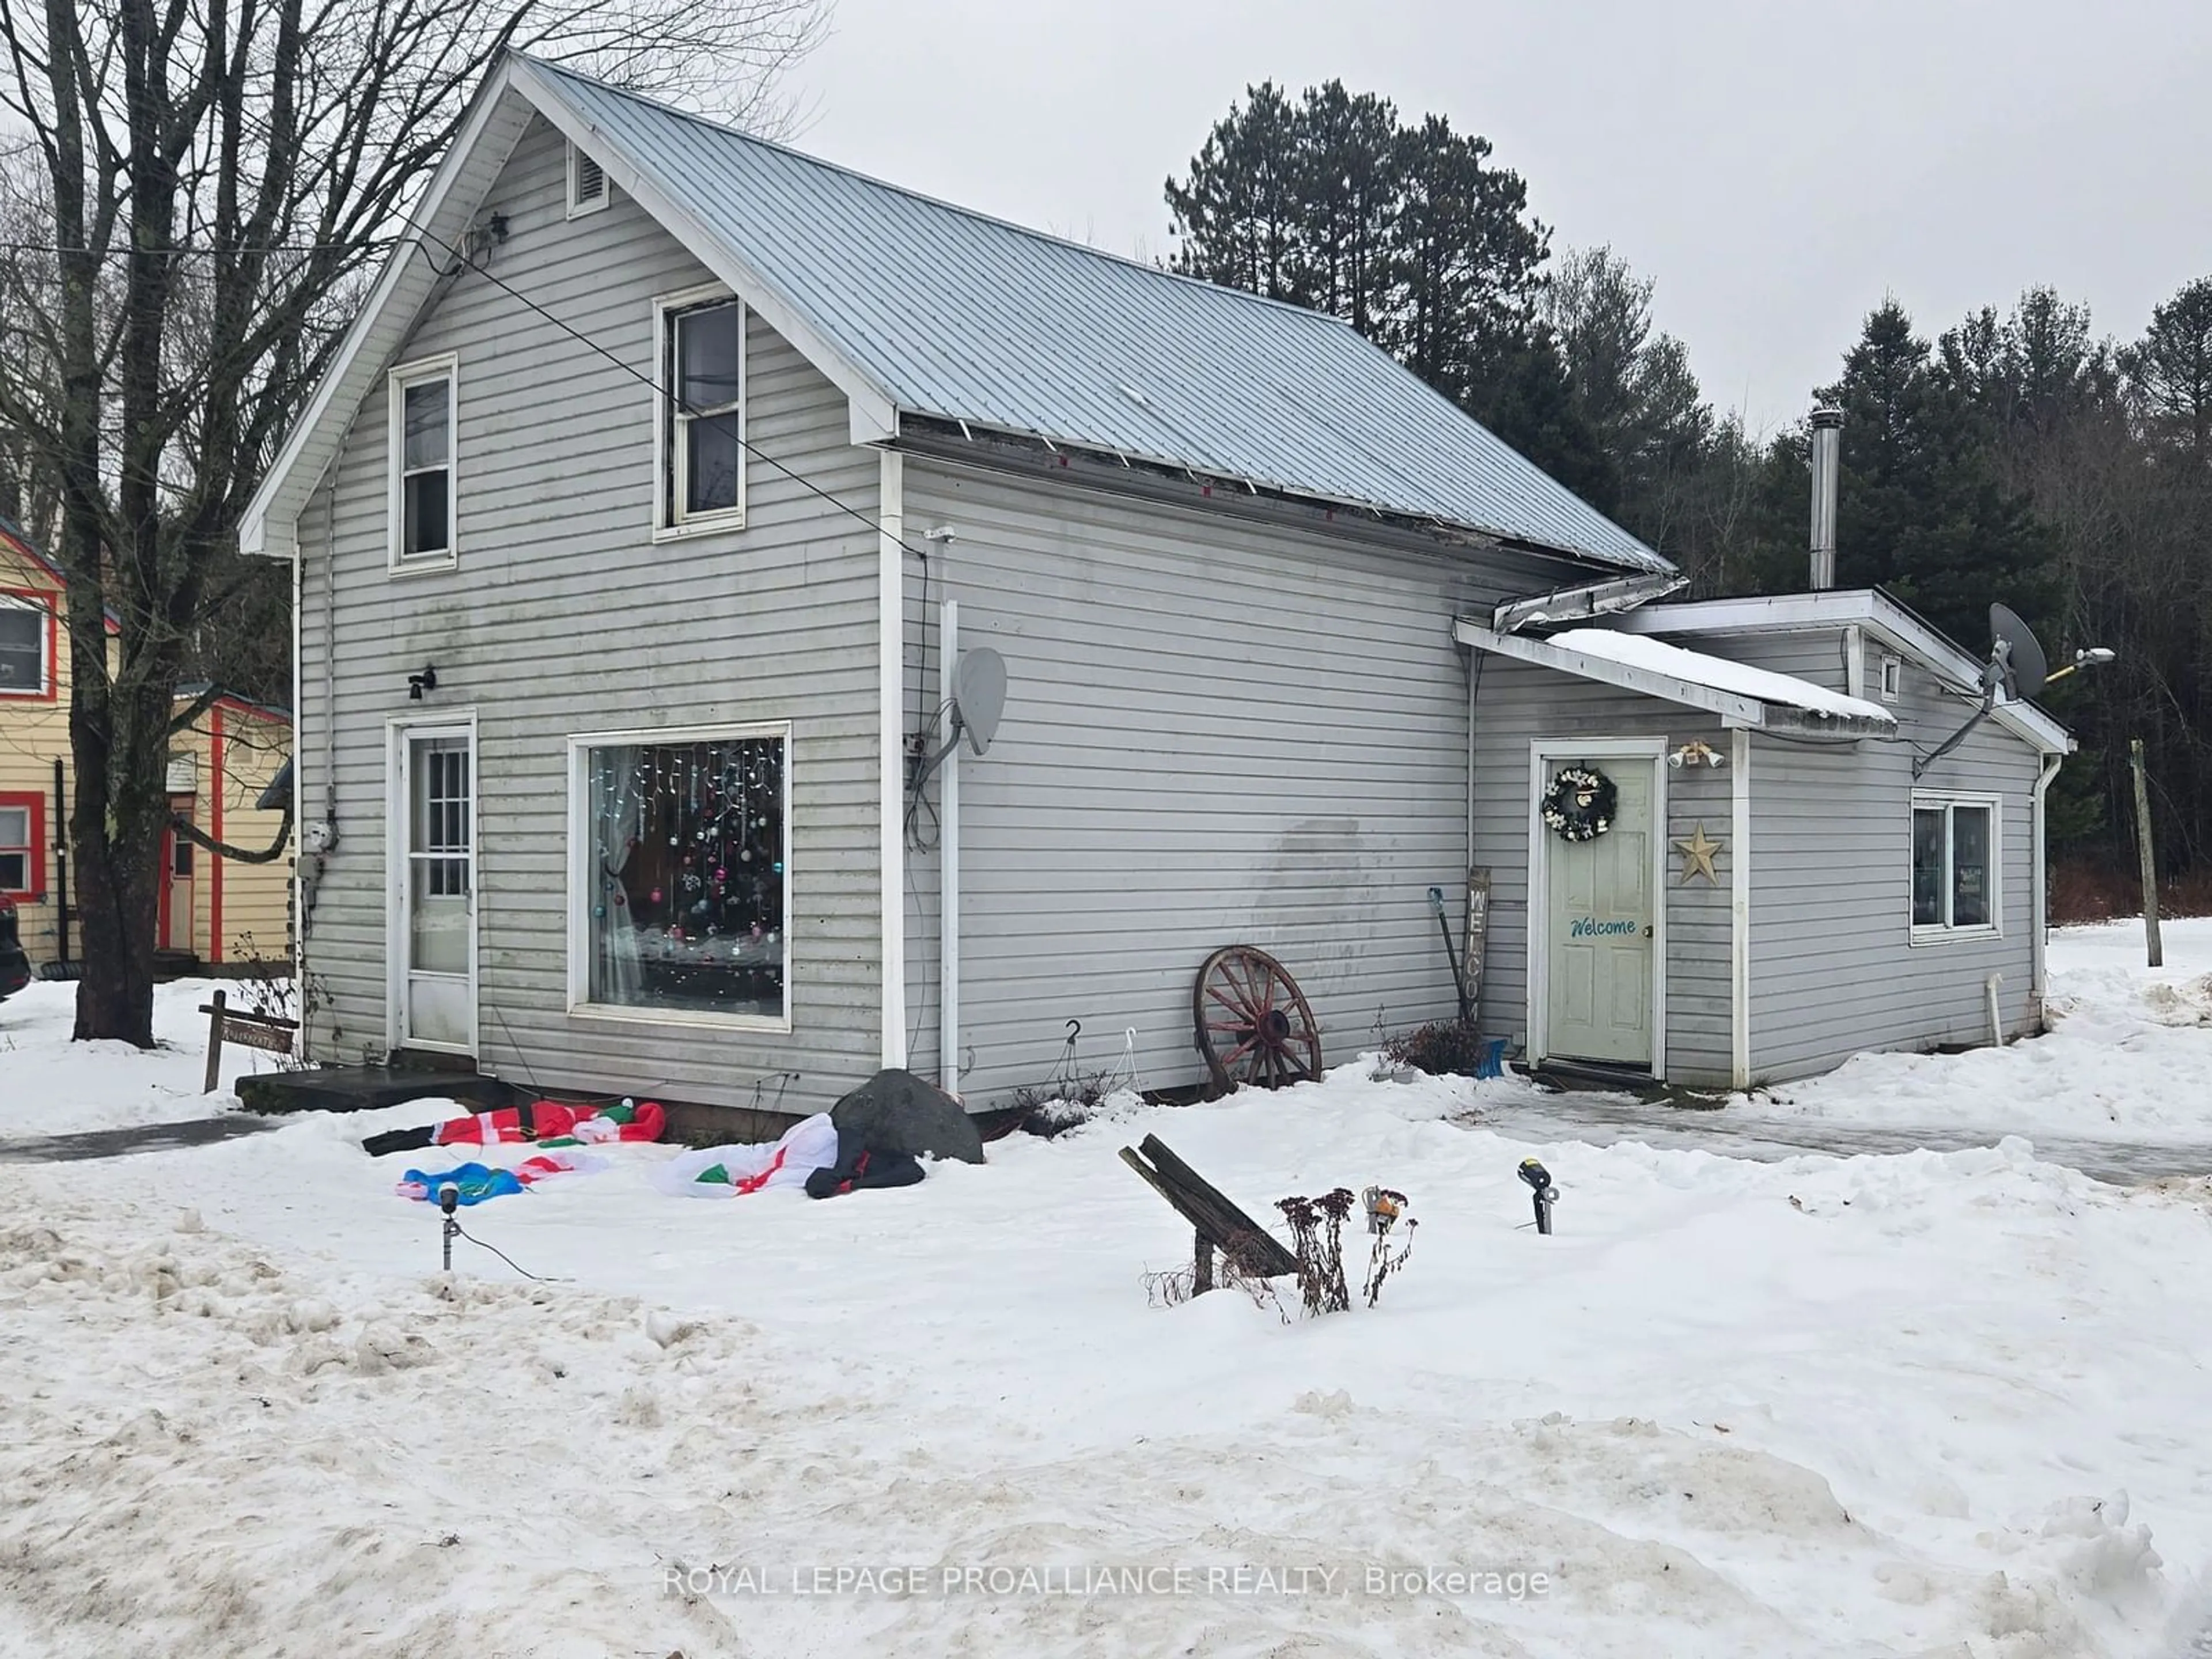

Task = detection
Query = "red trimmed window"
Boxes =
[0,592,52,698]
[0,792,41,899]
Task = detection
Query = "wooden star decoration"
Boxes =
[1673,822,1724,885]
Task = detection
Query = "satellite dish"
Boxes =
[950,648,1007,757]
[1988,603,2048,700]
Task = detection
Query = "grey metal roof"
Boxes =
[529,60,1668,574]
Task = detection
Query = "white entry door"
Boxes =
[391,726,476,1054]
[1542,756,1657,1069]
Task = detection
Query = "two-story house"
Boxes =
[238,55,2068,1116]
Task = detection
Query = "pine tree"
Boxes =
[1290,82,1402,339]
[1164,83,1308,304]
[2128,276,2212,465]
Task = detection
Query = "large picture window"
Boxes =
[0,596,49,696]
[574,728,787,1024]
[388,357,457,568]
[1911,794,1999,939]
[657,290,745,532]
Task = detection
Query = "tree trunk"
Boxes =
[71,677,173,1046]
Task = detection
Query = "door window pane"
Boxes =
[1911,808,1944,926]
[584,735,785,1018]
[410,740,470,974]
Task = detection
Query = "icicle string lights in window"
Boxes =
[586,738,786,1017]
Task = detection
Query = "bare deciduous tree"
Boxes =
[0,0,825,1044]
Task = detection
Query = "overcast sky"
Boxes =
[785,0,2212,434]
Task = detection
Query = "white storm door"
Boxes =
[392,727,476,1054]
[1544,759,1656,1067]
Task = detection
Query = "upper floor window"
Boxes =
[0,596,48,697]
[1911,793,1999,941]
[389,356,457,570]
[656,289,745,535]
[566,141,609,217]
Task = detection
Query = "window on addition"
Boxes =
[571,728,789,1028]
[657,290,745,532]
[1911,795,2000,939]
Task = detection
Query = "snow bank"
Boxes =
[2,1067,2208,1657]
[0,978,276,1139]
[1741,916,2212,1144]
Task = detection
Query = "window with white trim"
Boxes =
[0,597,47,696]
[1912,795,1999,937]
[658,293,745,531]
[575,729,787,1022]
[1878,656,1903,702]
[388,357,456,567]
[566,141,609,217]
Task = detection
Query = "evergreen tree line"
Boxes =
[1167,82,2212,887]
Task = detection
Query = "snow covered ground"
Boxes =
[1741,917,2212,1145]
[0,977,272,1139]
[1,927,2209,1657]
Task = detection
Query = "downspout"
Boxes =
[51,756,67,967]
[1730,726,1752,1090]
[877,449,907,1069]
[2030,750,2063,1027]
[938,597,960,1094]
[1464,642,1478,872]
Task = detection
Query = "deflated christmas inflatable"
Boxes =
[393,1148,610,1205]
[651,1112,842,1198]
[364,1098,666,1157]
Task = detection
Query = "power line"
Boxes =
[0,238,404,256]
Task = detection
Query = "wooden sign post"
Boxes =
[202,988,299,1094]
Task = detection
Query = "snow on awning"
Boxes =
[1452,620,1897,730]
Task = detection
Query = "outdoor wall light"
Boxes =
[1668,740,1726,768]
[408,664,438,700]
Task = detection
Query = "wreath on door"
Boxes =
[1541,764,1618,842]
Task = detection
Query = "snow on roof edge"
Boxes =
[1549,628,1896,725]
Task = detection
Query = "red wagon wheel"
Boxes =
[1192,945,1323,1095]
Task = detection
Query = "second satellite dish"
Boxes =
[952,648,1007,756]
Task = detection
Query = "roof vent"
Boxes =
[567,142,608,218]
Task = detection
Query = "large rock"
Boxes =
[830,1069,986,1165]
